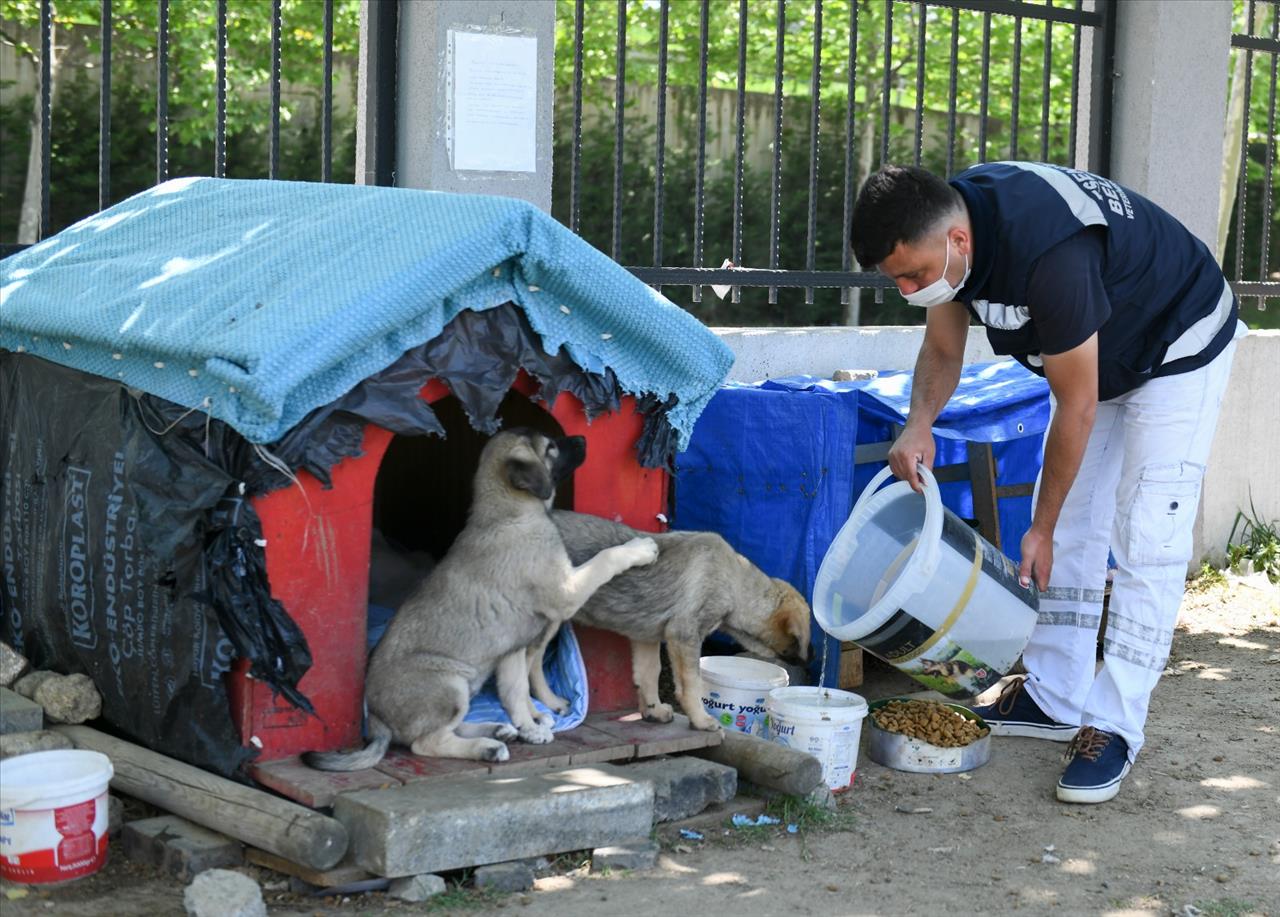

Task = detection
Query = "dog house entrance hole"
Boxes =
[369,391,574,611]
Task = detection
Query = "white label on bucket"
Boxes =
[905,740,962,770]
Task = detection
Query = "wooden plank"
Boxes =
[585,711,722,759]
[249,756,401,809]
[838,646,864,690]
[966,441,1002,549]
[55,725,347,871]
[490,723,634,775]
[245,847,373,888]
[374,749,491,784]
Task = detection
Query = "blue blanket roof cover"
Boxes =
[0,178,734,447]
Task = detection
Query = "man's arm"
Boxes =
[1019,332,1099,590]
[888,300,969,492]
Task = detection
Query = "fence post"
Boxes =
[355,0,398,187]
[1101,1,1240,566]
[373,0,556,211]
[1108,0,1233,248]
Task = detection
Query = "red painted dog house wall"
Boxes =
[228,375,666,761]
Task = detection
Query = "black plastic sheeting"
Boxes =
[0,303,680,775]
[285,303,680,472]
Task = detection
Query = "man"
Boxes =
[850,162,1243,804]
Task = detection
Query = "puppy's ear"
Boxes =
[506,458,554,500]
[773,582,812,661]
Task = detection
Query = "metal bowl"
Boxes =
[865,698,992,774]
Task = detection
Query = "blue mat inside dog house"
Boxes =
[673,360,1051,686]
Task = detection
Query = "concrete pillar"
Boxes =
[389,0,556,211]
[1107,0,1233,248]
[1105,1,1241,564]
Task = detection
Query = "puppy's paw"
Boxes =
[494,724,520,743]
[624,536,660,567]
[518,722,555,745]
[533,711,556,729]
[482,741,510,763]
[544,694,570,715]
[642,702,674,724]
[688,713,724,733]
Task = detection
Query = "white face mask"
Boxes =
[903,235,970,308]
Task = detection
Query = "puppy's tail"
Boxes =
[303,715,392,772]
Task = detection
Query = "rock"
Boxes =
[125,815,244,881]
[108,796,124,838]
[624,756,737,822]
[11,670,56,700]
[474,861,535,893]
[0,729,74,759]
[0,643,28,687]
[591,840,660,872]
[183,869,266,917]
[33,673,102,724]
[0,688,43,735]
[387,873,447,902]
[806,785,838,811]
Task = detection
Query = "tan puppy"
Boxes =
[528,510,811,731]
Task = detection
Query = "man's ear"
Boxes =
[505,458,554,501]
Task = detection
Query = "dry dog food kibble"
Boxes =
[871,699,990,748]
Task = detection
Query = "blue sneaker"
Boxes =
[970,677,1078,742]
[1056,726,1131,804]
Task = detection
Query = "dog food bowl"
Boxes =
[865,698,991,774]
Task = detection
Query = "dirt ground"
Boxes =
[4,572,1277,917]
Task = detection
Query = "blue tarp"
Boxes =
[674,360,1050,685]
[0,178,733,449]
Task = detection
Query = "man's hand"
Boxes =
[888,421,936,493]
[1019,525,1053,591]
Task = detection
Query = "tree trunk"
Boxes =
[17,19,63,244]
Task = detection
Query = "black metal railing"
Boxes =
[561,0,1113,316]
[1,0,352,259]
[1228,1,1280,312]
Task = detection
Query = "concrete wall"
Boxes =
[716,325,996,382]
[712,326,1280,565]
[1200,331,1280,563]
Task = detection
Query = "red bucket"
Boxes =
[0,750,113,884]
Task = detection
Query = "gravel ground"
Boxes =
[4,572,1277,917]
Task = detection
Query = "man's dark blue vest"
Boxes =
[950,162,1236,400]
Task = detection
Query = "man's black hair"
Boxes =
[849,165,963,268]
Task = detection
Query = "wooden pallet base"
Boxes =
[250,710,723,809]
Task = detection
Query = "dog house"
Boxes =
[0,178,733,776]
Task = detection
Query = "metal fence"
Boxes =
[1228,1,1280,311]
[1,0,349,258]
[562,0,1115,313]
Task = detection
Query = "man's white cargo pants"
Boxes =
[1022,333,1241,760]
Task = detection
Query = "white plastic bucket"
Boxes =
[700,656,789,735]
[766,687,868,791]
[812,464,1039,698]
[0,750,114,884]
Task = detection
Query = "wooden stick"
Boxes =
[691,729,823,796]
[54,725,347,871]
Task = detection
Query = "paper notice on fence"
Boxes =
[449,31,538,173]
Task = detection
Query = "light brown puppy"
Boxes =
[530,510,811,731]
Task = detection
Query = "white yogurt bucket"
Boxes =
[766,686,869,791]
[700,656,789,736]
